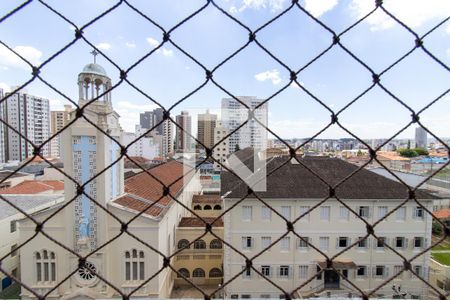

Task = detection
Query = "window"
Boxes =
[376,237,386,249]
[241,295,251,299]
[209,268,222,278]
[177,268,190,278]
[242,237,253,250]
[178,239,190,249]
[261,265,271,277]
[193,268,205,277]
[357,237,368,248]
[298,237,309,249]
[204,205,212,210]
[394,265,403,277]
[395,237,406,249]
[193,204,201,210]
[35,250,56,283]
[338,237,349,248]
[125,250,145,281]
[281,206,291,220]
[242,206,252,221]
[413,265,422,277]
[359,206,370,218]
[260,295,271,299]
[320,206,330,221]
[10,220,16,233]
[11,244,18,257]
[279,265,290,278]
[194,239,206,249]
[319,237,329,251]
[299,206,310,222]
[339,206,349,220]
[396,207,406,220]
[413,206,424,219]
[299,265,308,279]
[243,266,251,278]
[261,237,271,249]
[378,206,388,220]
[280,237,290,251]
[213,204,221,210]
[261,206,271,220]
[375,265,385,277]
[357,266,366,277]
[414,237,424,249]
[210,239,222,249]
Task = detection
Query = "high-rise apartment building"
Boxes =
[140,107,164,135]
[197,110,217,151]
[0,88,50,162]
[0,88,6,163]
[175,111,192,152]
[50,105,72,158]
[213,121,229,169]
[415,127,427,149]
[162,119,173,157]
[222,96,268,153]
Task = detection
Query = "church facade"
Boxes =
[18,61,200,299]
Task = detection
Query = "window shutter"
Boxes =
[288,266,293,278]
[412,207,416,219]
[371,266,375,277]
[336,237,339,249]
[276,266,280,278]
[404,238,408,250]
[384,237,389,247]
[242,237,246,249]
[373,237,377,249]
[250,237,254,249]
[425,238,429,248]
[368,207,372,218]
[270,266,273,278]
[366,238,371,249]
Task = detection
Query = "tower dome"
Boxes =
[78,52,112,104]
[81,63,107,77]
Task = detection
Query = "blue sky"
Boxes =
[0,0,449,140]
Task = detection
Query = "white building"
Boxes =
[18,60,200,299]
[415,127,427,149]
[0,88,6,163]
[0,88,50,162]
[123,125,160,160]
[213,121,229,169]
[175,111,192,152]
[50,105,72,158]
[221,155,433,299]
[221,96,268,153]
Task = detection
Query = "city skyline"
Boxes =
[0,0,449,139]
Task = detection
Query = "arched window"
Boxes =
[204,205,212,210]
[178,239,190,249]
[193,268,205,277]
[194,239,206,249]
[35,250,56,283]
[213,205,222,210]
[125,250,145,281]
[178,268,190,278]
[194,205,202,210]
[209,268,222,278]
[210,239,223,249]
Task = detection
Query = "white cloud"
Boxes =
[96,43,111,50]
[230,6,238,14]
[161,48,173,57]
[49,98,63,110]
[236,0,286,13]
[125,42,136,48]
[0,82,11,92]
[146,37,160,48]
[69,25,76,31]
[289,81,304,89]
[0,45,42,69]
[350,0,450,31]
[304,0,338,17]
[255,69,282,85]
[115,101,159,132]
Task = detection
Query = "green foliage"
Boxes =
[414,148,429,155]
[432,220,443,235]
[398,148,418,157]
[234,144,240,152]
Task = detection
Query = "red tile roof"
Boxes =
[113,160,193,218]
[433,208,450,219]
[179,217,223,227]
[0,180,64,194]
[192,194,222,204]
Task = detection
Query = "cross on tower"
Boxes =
[90,49,99,64]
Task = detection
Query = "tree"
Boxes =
[407,140,411,149]
[398,148,418,157]
[357,150,364,157]
[414,148,429,156]
[234,144,240,152]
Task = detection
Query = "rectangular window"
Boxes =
[261,237,271,249]
[376,237,386,249]
[357,237,368,248]
[395,237,405,248]
[281,206,291,220]
[394,265,403,276]
[10,220,16,233]
[51,262,56,281]
[242,237,253,250]
[261,265,271,277]
[378,206,388,220]
[319,237,329,251]
[339,206,349,220]
[10,244,18,257]
[316,266,322,280]
[413,206,424,219]
[299,265,308,279]
[396,207,406,220]
[320,206,330,221]
[280,237,290,251]
[36,262,42,282]
[44,262,49,281]
[132,261,138,280]
[414,265,422,277]
[299,206,310,222]
[242,206,252,221]
[279,265,289,277]
[414,237,423,249]
[261,206,271,220]
[338,237,348,248]
[125,262,130,280]
[357,266,366,277]
[139,261,145,280]
[375,265,385,277]
[359,206,370,218]
[298,237,309,249]
[243,266,251,278]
